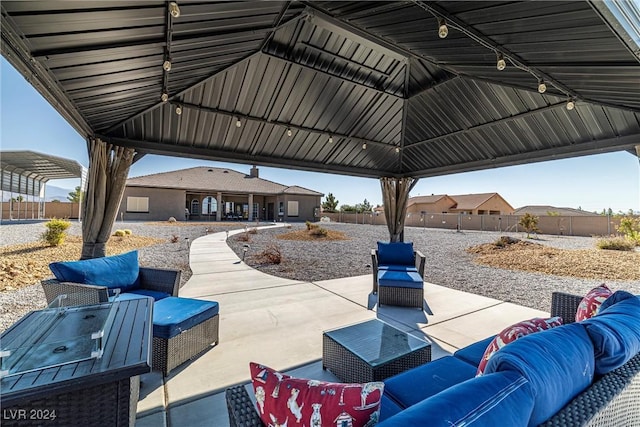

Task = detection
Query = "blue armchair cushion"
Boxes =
[377,242,415,266]
[153,297,219,339]
[582,294,640,375]
[484,322,594,426]
[377,371,534,427]
[49,250,140,292]
[128,289,171,301]
[377,265,418,273]
[377,270,423,289]
[454,336,496,367]
[383,356,477,408]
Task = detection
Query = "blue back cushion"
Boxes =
[377,242,414,266]
[582,294,640,375]
[484,322,594,426]
[377,371,534,427]
[49,250,140,291]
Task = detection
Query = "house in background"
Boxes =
[513,206,599,217]
[406,192,514,216]
[120,166,323,222]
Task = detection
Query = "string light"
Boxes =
[169,2,180,18]
[395,147,400,153]
[537,79,547,94]
[496,53,506,71]
[566,99,575,110]
[163,60,172,72]
[287,128,292,137]
[235,118,242,127]
[175,105,182,115]
[438,18,448,38]
[328,136,333,143]
[161,93,169,103]
[362,143,367,150]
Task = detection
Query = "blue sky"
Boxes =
[1,58,639,213]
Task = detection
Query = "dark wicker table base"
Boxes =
[153,313,219,375]
[322,333,431,383]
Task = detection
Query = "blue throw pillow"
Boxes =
[484,323,594,426]
[49,250,140,291]
[599,290,636,313]
[377,371,534,427]
[582,294,640,375]
[377,242,414,266]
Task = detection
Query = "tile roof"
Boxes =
[126,167,322,196]
[407,195,450,206]
[448,193,502,210]
[513,206,599,217]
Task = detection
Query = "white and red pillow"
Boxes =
[249,362,383,427]
[575,284,613,322]
[476,317,563,376]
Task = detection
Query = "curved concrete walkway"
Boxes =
[136,224,548,427]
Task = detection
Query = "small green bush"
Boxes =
[123,229,132,235]
[596,236,635,251]
[309,226,328,237]
[41,218,71,246]
[114,229,126,237]
[617,217,640,246]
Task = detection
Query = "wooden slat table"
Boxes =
[1,298,153,427]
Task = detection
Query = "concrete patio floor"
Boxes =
[135,225,548,427]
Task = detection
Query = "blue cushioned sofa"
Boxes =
[226,291,640,427]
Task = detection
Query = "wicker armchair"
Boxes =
[370,248,426,294]
[226,291,640,427]
[41,267,181,304]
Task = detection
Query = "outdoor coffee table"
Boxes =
[322,319,431,383]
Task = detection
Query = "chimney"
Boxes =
[250,165,259,178]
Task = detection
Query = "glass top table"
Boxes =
[0,295,117,378]
[322,319,432,383]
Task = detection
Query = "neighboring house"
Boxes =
[406,192,514,215]
[120,166,323,222]
[513,205,599,216]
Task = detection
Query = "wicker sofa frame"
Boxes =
[41,266,181,305]
[225,291,640,427]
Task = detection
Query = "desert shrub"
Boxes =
[235,233,250,242]
[255,244,282,264]
[41,218,71,246]
[309,226,328,237]
[248,227,258,234]
[114,229,126,237]
[170,234,179,243]
[493,236,519,247]
[123,229,132,235]
[596,236,635,251]
[168,217,177,223]
[518,213,539,238]
[305,221,315,230]
[617,217,640,246]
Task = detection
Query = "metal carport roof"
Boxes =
[1,150,85,181]
[1,1,639,180]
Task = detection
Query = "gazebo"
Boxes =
[1,1,638,257]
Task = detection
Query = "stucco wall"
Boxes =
[119,187,186,221]
[280,194,320,222]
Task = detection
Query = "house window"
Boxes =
[127,196,149,212]
[278,202,284,216]
[287,201,299,217]
[191,199,200,215]
[202,196,217,215]
[253,203,259,219]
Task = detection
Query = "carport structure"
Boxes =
[1,1,639,255]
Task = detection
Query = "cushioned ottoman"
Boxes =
[152,297,220,375]
[377,270,424,308]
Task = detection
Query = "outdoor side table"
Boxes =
[322,319,431,383]
[0,298,153,427]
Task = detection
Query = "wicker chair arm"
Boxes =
[415,250,426,277]
[41,279,109,305]
[138,267,181,296]
[371,249,379,293]
[225,385,264,427]
[550,292,582,324]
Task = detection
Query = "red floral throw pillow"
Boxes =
[249,362,384,427]
[476,317,563,376]
[575,284,613,322]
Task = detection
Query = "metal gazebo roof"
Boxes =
[1,1,639,179]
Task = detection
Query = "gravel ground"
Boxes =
[0,220,245,331]
[228,222,640,313]
[1,220,638,331]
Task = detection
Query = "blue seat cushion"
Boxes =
[454,336,496,367]
[582,294,640,375]
[128,289,171,301]
[485,322,594,426]
[153,297,219,339]
[49,250,140,292]
[379,395,403,422]
[377,265,418,273]
[377,242,415,266]
[383,356,477,408]
[378,371,535,427]
[378,270,423,289]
